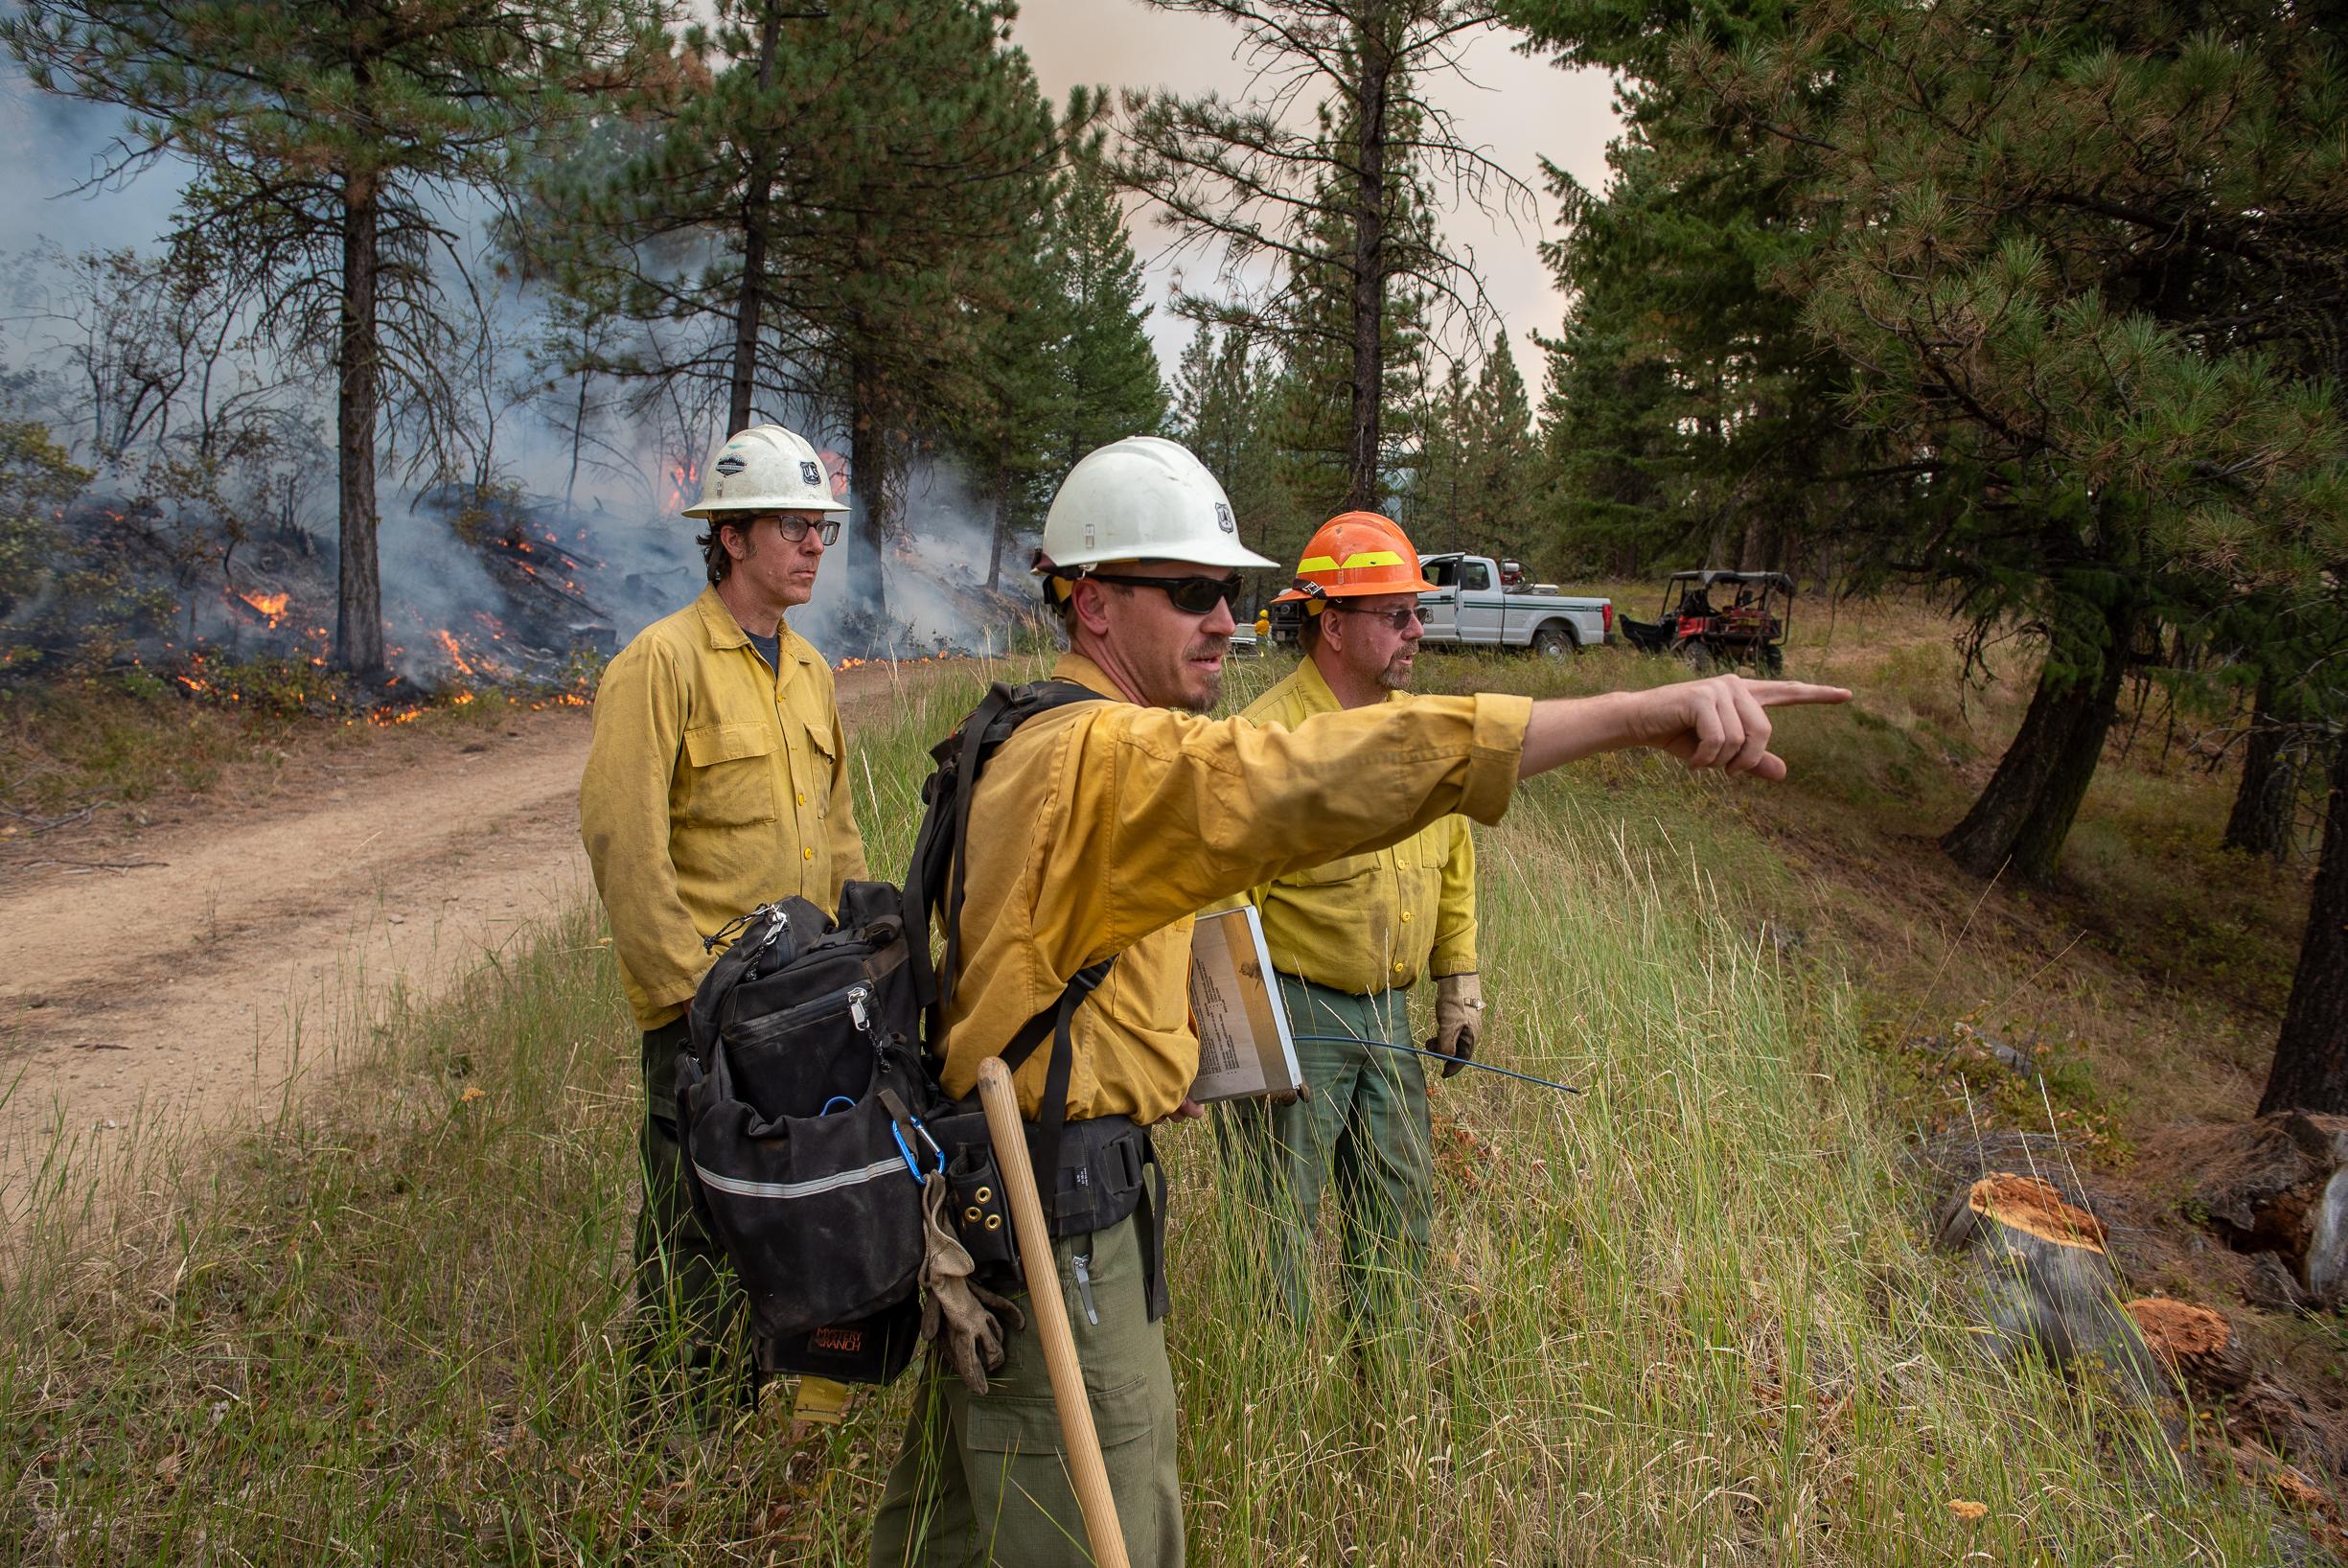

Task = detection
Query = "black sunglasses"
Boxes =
[1086,570,1245,616]
[1330,603,1424,631]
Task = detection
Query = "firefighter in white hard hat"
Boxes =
[868,435,1851,1567]
[580,423,868,1429]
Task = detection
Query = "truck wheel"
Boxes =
[1531,624,1577,658]
[1759,644,1784,677]
[1675,638,1714,672]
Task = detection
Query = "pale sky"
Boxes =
[1007,1,1623,387]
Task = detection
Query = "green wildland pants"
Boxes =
[633,1018,752,1407]
[633,1019,857,1426]
[869,1207,1183,1568]
[1223,975,1431,1330]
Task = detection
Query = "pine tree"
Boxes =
[535,2,1061,618]
[1458,330,1538,564]
[5,0,649,677]
[1047,158,1168,471]
[1400,354,1470,543]
[1759,0,2348,883]
[1115,2,1531,516]
[526,3,801,441]
[1173,322,1289,586]
[778,4,1059,617]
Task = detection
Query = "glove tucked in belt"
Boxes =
[919,1171,1025,1393]
[1430,971,1485,1080]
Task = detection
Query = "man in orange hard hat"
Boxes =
[1223,513,1476,1333]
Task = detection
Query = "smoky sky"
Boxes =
[3,9,1618,379]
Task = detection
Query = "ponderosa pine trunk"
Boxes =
[2225,664,2303,861]
[2259,734,2348,1115]
[1943,596,2136,883]
[725,7,784,438]
[848,340,888,620]
[1342,25,1392,515]
[335,170,386,679]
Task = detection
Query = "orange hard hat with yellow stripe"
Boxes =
[1272,511,1437,605]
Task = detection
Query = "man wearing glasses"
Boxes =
[1225,514,1475,1339]
[580,423,868,1428]
[870,440,1849,1566]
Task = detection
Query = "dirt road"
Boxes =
[0,662,953,1208]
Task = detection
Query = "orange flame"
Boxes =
[432,629,480,679]
[239,590,291,628]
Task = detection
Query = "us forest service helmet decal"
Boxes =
[1215,502,1236,534]
[800,460,822,486]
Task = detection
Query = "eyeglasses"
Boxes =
[746,514,840,546]
[1330,604,1424,632]
[1086,570,1245,616]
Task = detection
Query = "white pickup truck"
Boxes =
[1416,553,1611,656]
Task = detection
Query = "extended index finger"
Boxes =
[1745,681,1853,706]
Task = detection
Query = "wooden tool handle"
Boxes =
[975,1057,1131,1568]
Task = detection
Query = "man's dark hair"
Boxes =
[699,517,752,586]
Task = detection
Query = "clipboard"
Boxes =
[1186,905,1304,1103]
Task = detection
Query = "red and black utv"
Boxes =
[1618,569,1793,675]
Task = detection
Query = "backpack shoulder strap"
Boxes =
[906,678,1108,1021]
[904,679,1119,1223]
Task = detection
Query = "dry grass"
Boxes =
[0,631,2316,1563]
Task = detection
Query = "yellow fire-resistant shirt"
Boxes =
[1238,658,1478,994]
[937,653,1530,1124]
[580,587,868,1031]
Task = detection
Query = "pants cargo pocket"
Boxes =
[958,1376,1159,1565]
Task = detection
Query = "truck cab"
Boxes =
[1417,553,1611,656]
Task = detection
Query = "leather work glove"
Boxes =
[918,1172,1025,1394]
[1431,972,1485,1080]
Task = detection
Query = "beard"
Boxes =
[1173,631,1231,712]
[1375,648,1416,692]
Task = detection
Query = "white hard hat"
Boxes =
[683,424,850,518]
[1036,436,1277,573]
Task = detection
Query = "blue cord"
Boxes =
[1285,1032,1583,1095]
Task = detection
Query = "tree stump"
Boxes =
[1934,1172,2164,1398]
[2125,1297,2345,1474]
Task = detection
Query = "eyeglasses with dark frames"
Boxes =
[1329,603,1425,632]
[741,514,840,546]
[1085,570,1246,616]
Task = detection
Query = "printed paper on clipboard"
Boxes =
[1186,905,1304,1103]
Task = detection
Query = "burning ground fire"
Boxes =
[832,655,950,672]
[238,589,290,628]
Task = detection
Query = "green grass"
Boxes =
[0,653,2291,1563]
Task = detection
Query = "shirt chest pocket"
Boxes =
[800,719,837,819]
[1290,850,1378,888]
[680,722,779,827]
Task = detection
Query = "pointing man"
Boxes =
[870,436,1848,1566]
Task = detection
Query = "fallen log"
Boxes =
[2163,1114,2348,1308]
[2127,1298,2346,1475]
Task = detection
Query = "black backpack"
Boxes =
[673,680,1113,1384]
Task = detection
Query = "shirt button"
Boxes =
[1393,961,1406,975]
[803,846,814,861]
[1400,911,1413,922]
[797,792,807,805]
